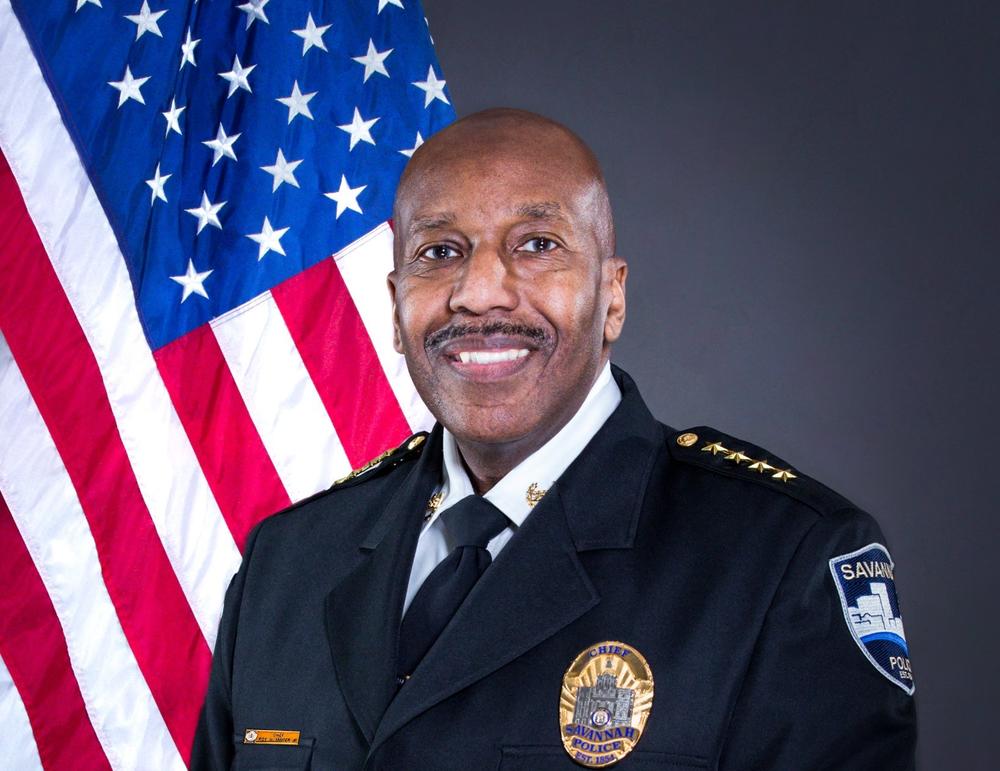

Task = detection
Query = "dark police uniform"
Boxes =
[192,367,916,770]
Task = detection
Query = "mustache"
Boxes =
[424,320,550,351]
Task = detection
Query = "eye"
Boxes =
[419,244,461,261]
[519,236,559,253]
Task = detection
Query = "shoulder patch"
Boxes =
[830,543,914,694]
[331,432,429,490]
[668,427,854,515]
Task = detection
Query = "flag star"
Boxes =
[260,149,302,192]
[145,163,171,205]
[337,107,379,151]
[399,131,423,158]
[76,0,102,10]
[219,55,255,99]
[124,1,166,40]
[108,66,150,108]
[246,217,290,260]
[202,124,241,166]
[179,27,200,69]
[412,65,449,107]
[292,13,331,55]
[324,175,366,218]
[276,81,316,123]
[161,97,185,136]
[378,0,404,13]
[170,259,213,303]
[185,192,226,233]
[352,39,392,82]
[237,0,269,29]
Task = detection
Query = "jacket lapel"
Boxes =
[369,367,667,755]
[324,428,442,744]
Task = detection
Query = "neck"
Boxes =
[454,375,605,493]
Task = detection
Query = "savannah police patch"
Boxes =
[830,543,914,694]
[559,641,654,767]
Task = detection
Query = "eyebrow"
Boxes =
[514,201,566,221]
[408,212,457,236]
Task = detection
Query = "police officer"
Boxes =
[192,109,916,770]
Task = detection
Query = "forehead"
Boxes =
[397,142,598,233]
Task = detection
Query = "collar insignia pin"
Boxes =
[560,641,654,767]
[424,492,444,521]
[526,482,547,508]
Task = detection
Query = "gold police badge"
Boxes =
[560,641,654,767]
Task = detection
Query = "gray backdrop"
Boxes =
[423,1,998,768]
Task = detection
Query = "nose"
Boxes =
[448,243,518,315]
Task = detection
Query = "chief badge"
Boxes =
[559,641,654,767]
[830,543,914,694]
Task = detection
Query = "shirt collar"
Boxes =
[432,361,622,527]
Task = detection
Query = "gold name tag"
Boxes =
[243,729,300,746]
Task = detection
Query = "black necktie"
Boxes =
[397,495,509,680]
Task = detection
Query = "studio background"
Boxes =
[424,1,998,768]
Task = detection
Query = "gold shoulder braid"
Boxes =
[333,433,427,487]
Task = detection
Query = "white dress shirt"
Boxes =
[402,362,622,613]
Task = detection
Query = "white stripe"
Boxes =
[0,0,240,646]
[334,223,434,433]
[212,292,353,501]
[0,653,44,771]
[0,336,184,771]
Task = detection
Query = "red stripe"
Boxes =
[155,325,291,550]
[272,256,411,468]
[0,154,209,760]
[0,494,111,771]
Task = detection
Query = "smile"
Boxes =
[456,349,530,364]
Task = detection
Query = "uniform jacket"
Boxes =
[192,367,916,770]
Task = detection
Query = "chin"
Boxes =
[437,403,542,448]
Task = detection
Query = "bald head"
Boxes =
[393,108,616,259]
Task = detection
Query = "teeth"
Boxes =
[457,349,529,364]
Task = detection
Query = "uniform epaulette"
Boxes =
[330,431,430,490]
[667,426,852,515]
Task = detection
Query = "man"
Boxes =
[193,109,916,770]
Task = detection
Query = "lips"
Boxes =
[436,335,540,381]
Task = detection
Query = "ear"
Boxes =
[602,256,628,345]
[386,270,404,354]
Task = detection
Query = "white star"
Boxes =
[412,65,449,107]
[124,1,166,40]
[377,0,404,13]
[185,192,226,233]
[108,66,150,108]
[219,55,255,99]
[246,216,290,260]
[292,13,331,55]
[260,149,302,192]
[202,124,241,166]
[337,107,379,151]
[352,39,392,83]
[170,259,213,303]
[399,131,423,158]
[276,81,316,123]
[237,0,269,29]
[162,97,185,136]
[145,163,171,205]
[324,175,366,218]
[76,0,102,10]
[179,27,200,69]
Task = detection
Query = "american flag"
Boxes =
[0,0,453,767]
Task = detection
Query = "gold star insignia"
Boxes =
[771,468,798,482]
[701,441,729,456]
[747,460,775,474]
[725,450,752,464]
[526,482,547,508]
